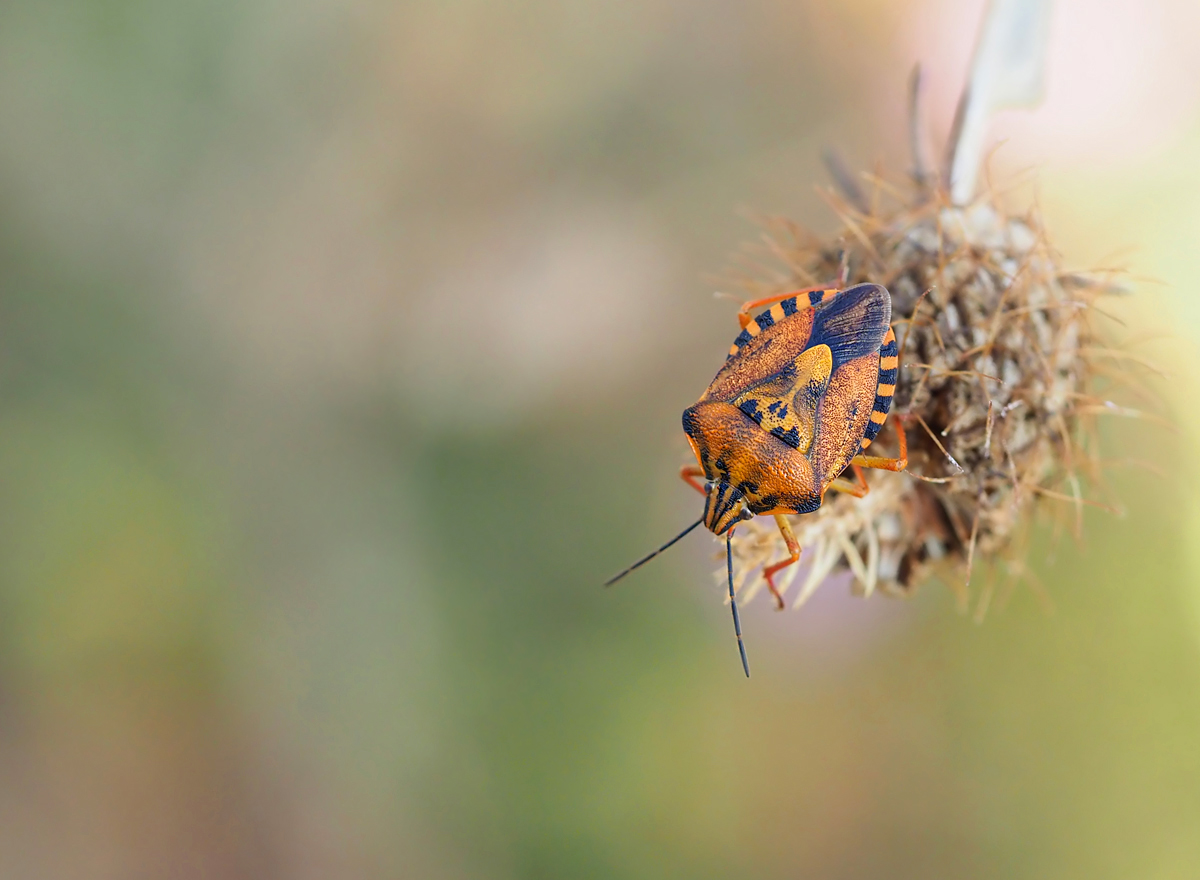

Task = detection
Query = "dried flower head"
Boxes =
[718,174,1134,616]
[695,0,1154,618]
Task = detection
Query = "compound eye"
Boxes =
[704,480,717,492]
[739,507,755,522]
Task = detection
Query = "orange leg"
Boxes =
[827,463,870,498]
[851,417,908,472]
[737,258,850,329]
[737,285,833,330]
[761,514,801,610]
[680,465,707,496]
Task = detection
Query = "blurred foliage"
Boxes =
[0,0,1198,878]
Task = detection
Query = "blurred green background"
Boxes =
[1,0,1199,877]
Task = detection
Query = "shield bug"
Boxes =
[606,283,907,676]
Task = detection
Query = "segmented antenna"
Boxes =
[727,530,750,678]
[603,518,704,587]
[603,516,751,678]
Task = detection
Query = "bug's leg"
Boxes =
[761,513,801,610]
[736,285,836,329]
[851,417,908,472]
[827,463,870,497]
[680,465,707,496]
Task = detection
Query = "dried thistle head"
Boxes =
[721,177,1129,614]
[698,3,1147,618]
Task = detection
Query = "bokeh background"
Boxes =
[1,0,1199,877]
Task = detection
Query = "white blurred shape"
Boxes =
[948,0,1052,203]
[911,0,1200,171]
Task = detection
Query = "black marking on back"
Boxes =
[729,297,796,355]
[727,287,889,361]
[861,405,890,446]
[754,493,779,512]
[878,334,899,389]
[861,342,897,448]
[682,407,700,440]
[794,495,822,514]
[772,425,800,447]
[809,284,891,369]
[738,399,764,424]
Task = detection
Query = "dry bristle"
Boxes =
[718,177,1138,610]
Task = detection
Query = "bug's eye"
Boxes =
[704,480,716,492]
[739,507,755,522]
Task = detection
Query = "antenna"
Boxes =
[603,518,704,587]
[603,516,751,678]
[727,530,750,678]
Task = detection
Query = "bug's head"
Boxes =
[703,480,756,535]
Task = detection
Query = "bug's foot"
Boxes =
[765,575,786,611]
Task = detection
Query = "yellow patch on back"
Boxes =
[732,344,832,454]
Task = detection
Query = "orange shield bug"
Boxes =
[606,283,907,677]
